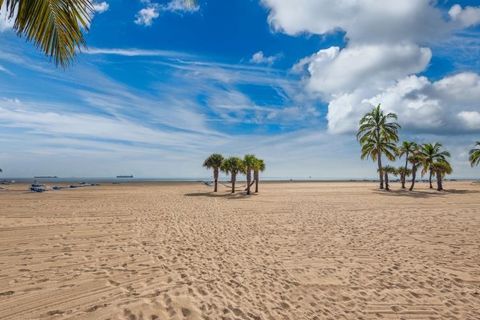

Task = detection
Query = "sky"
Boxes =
[0,0,480,179]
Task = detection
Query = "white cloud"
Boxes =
[250,51,279,66]
[84,47,192,59]
[0,2,15,32]
[135,0,199,26]
[262,0,455,44]
[164,0,199,13]
[449,5,480,28]
[458,111,480,130]
[135,6,159,26]
[262,0,480,135]
[0,64,13,75]
[325,73,480,134]
[294,44,431,97]
[93,1,110,14]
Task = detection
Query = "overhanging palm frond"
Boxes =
[0,0,93,67]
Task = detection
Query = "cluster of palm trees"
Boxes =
[203,154,265,195]
[358,105,455,191]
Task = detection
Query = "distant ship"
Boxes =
[34,176,58,179]
[116,175,134,179]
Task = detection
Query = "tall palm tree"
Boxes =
[0,0,94,67]
[420,143,451,189]
[203,153,224,192]
[431,160,452,191]
[357,104,400,189]
[408,153,423,191]
[221,157,244,194]
[398,141,417,188]
[252,158,265,193]
[243,154,257,195]
[469,141,480,167]
[379,165,396,191]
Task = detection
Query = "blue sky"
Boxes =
[0,0,480,179]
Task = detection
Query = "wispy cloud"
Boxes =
[83,47,193,59]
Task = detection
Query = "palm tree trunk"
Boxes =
[254,170,259,193]
[384,172,389,191]
[213,168,218,192]
[436,171,443,191]
[429,169,433,189]
[377,154,384,189]
[231,173,236,193]
[246,169,251,195]
[402,152,409,189]
[409,166,416,191]
[400,173,405,189]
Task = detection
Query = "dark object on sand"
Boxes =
[30,183,46,192]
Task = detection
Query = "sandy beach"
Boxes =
[0,181,479,319]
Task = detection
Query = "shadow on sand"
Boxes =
[373,188,479,198]
[184,192,253,199]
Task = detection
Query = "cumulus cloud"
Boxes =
[326,73,480,134]
[135,6,159,26]
[135,0,199,26]
[449,5,480,28]
[250,51,279,65]
[294,44,431,97]
[262,0,480,134]
[93,1,110,14]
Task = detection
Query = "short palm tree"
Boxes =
[243,154,257,195]
[420,143,451,189]
[221,157,244,194]
[469,141,480,167]
[378,165,397,191]
[398,141,417,188]
[360,135,398,188]
[396,167,412,189]
[203,153,224,192]
[357,104,400,189]
[431,160,452,191]
[408,153,423,191]
[0,0,93,67]
[252,158,265,193]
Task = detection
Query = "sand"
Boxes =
[0,181,479,319]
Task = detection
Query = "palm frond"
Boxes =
[1,0,93,67]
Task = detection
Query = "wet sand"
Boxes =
[0,181,479,319]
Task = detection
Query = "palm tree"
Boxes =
[243,154,257,195]
[431,160,452,191]
[252,158,265,193]
[221,157,244,194]
[398,141,417,188]
[0,0,94,67]
[408,153,423,191]
[203,153,224,192]
[357,104,400,189]
[379,165,397,191]
[360,135,398,189]
[396,167,412,189]
[469,141,480,167]
[420,143,451,189]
